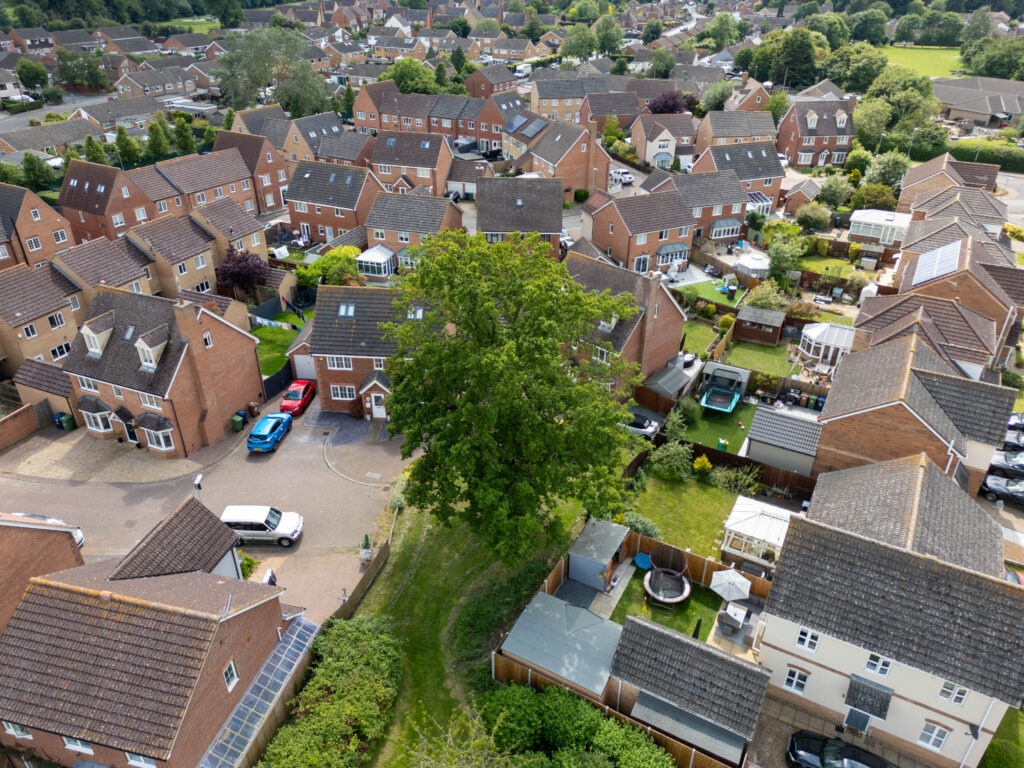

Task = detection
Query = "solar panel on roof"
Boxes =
[522,118,546,138]
[911,240,962,286]
[508,114,527,132]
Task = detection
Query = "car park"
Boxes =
[280,380,316,416]
[786,730,893,768]
[10,511,85,548]
[609,168,635,185]
[981,474,1024,506]
[246,412,292,453]
[622,406,663,439]
[988,450,1024,479]
[220,505,304,547]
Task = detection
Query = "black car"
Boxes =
[786,731,893,768]
[1005,430,1024,451]
[988,450,1024,479]
[1008,412,1024,430]
[981,475,1024,506]
[703,264,723,278]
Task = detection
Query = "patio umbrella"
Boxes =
[710,568,751,602]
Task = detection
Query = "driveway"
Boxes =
[0,396,410,623]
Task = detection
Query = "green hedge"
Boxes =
[3,99,43,114]
[946,140,1024,173]
[258,616,402,768]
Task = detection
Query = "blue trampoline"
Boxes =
[701,375,743,413]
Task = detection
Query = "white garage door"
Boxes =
[293,355,316,379]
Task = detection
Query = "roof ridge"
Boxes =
[904,453,927,550]
[29,575,221,621]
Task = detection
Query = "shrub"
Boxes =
[552,749,615,768]
[676,398,700,428]
[1006,223,1024,242]
[481,684,544,753]
[785,300,819,320]
[389,474,408,512]
[538,686,605,751]
[42,85,64,103]
[847,167,862,187]
[717,313,735,332]
[710,464,762,495]
[751,372,781,394]
[238,550,258,579]
[848,241,862,261]
[622,511,659,539]
[948,140,1024,174]
[1002,369,1024,389]
[703,303,717,318]
[647,441,694,481]
[845,271,869,299]
[692,454,713,479]
[574,188,590,204]
[745,210,766,231]
[590,718,675,768]
[796,202,832,232]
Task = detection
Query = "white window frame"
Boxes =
[939,682,967,705]
[326,355,353,370]
[48,312,65,330]
[331,384,356,400]
[203,331,213,348]
[125,753,157,768]
[53,229,67,244]
[26,236,42,252]
[223,660,239,692]
[23,323,37,339]
[177,262,188,275]
[373,357,385,370]
[139,393,162,410]
[636,232,647,245]
[195,191,206,204]
[866,654,892,676]
[142,428,174,452]
[633,254,649,273]
[156,200,168,214]
[112,385,123,399]
[50,342,71,361]
[3,721,31,739]
[919,723,949,751]
[195,254,207,269]
[83,410,111,432]
[112,213,126,228]
[77,375,99,392]
[784,668,808,694]
[63,736,93,754]
[795,628,819,651]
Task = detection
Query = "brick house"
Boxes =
[691,142,785,210]
[104,36,161,56]
[67,95,163,131]
[369,130,454,195]
[531,79,609,123]
[491,37,546,62]
[723,73,770,111]
[213,130,291,213]
[464,63,518,98]
[781,177,821,215]
[668,170,749,243]
[310,285,398,417]
[360,192,462,278]
[52,28,101,52]
[580,92,643,136]
[148,147,258,215]
[231,104,288,135]
[317,131,376,167]
[185,60,221,95]
[113,67,195,99]
[694,110,777,154]
[631,113,697,170]
[327,39,365,66]
[287,162,382,244]
[58,160,158,242]
[0,182,72,269]
[9,27,54,54]
[125,216,217,298]
[514,118,612,202]
[583,190,695,273]
[0,264,84,376]
[163,32,211,56]
[372,36,429,62]
[63,288,264,457]
[776,97,856,169]
[811,334,1014,493]
[352,80,402,135]
[563,252,687,379]
[0,120,104,156]
[0,497,314,768]
[51,236,156,304]
[189,198,269,264]
[897,153,1001,212]
[475,176,562,254]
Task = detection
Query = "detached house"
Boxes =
[9,27,53,54]
[63,288,264,457]
[671,170,749,243]
[369,131,454,195]
[513,118,612,202]
[776,97,856,169]
[125,216,217,298]
[51,237,156,304]
[898,152,1001,212]
[583,190,695,273]
[631,113,696,170]
[691,142,784,211]
[163,32,211,56]
[476,176,563,254]
[0,264,83,376]
[760,454,1024,768]
[0,182,73,269]
[723,72,770,111]
[361,192,462,278]
[287,162,382,244]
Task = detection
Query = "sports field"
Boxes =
[881,46,962,78]
[168,17,221,34]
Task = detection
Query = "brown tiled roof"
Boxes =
[191,197,262,238]
[109,497,238,580]
[129,216,212,264]
[0,264,80,326]
[155,147,251,194]
[127,163,178,201]
[12,358,72,397]
[610,189,696,234]
[178,289,235,315]
[55,236,152,288]
[212,130,271,174]
[58,159,122,212]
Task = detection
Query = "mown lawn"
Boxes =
[272,310,305,327]
[811,311,854,326]
[632,476,737,556]
[253,325,297,375]
[797,255,857,278]
[680,319,720,354]
[609,571,721,641]
[689,279,744,307]
[685,400,758,454]
[881,45,962,78]
[725,340,799,378]
[169,16,221,33]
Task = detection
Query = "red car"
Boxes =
[280,380,316,415]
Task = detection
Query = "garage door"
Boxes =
[293,355,316,379]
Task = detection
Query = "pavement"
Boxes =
[0,394,411,623]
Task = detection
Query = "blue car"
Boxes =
[247,412,292,453]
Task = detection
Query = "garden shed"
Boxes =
[744,407,822,475]
[568,518,630,593]
[720,495,795,576]
[734,306,786,346]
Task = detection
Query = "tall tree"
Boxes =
[702,12,740,51]
[83,134,107,164]
[207,0,242,28]
[174,116,195,153]
[803,12,851,50]
[215,247,271,301]
[115,125,142,166]
[849,8,888,44]
[146,120,169,158]
[821,41,888,92]
[447,17,471,37]
[340,83,356,118]
[647,48,676,78]
[771,27,821,88]
[521,11,546,43]
[216,27,307,107]
[15,58,48,92]
[562,23,597,60]
[382,58,439,94]
[434,61,448,88]
[764,91,791,125]
[55,49,108,89]
[594,15,624,56]
[961,6,995,45]
[700,80,735,112]
[20,152,54,191]
[223,107,235,131]
[275,62,331,117]
[385,231,638,563]
[450,45,467,73]
[864,150,911,191]
[641,19,663,44]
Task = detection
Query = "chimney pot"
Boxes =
[741,71,748,86]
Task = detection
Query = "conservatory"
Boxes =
[720,496,795,576]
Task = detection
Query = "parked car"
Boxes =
[988,450,1024,479]
[786,730,893,768]
[1005,430,1024,451]
[280,379,316,416]
[609,168,635,185]
[981,474,1024,506]
[560,227,575,250]
[247,412,293,453]
[703,263,723,278]
[622,406,663,439]
[10,511,85,548]
[778,152,789,168]
[1008,412,1024,430]
[221,505,304,547]
[443,189,461,203]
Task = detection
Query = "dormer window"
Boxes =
[806,111,818,130]
[138,343,156,368]
[835,110,847,128]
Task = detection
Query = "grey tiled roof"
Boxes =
[766,513,1024,702]
[293,112,346,155]
[0,182,26,243]
[13,358,72,397]
[611,190,696,234]
[476,177,562,235]
[910,186,1007,231]
[287,161,370,209]
[316,132,373,162]
[62,290,187,397]
[109,497,238,580]
[0,264,80,326]
[130,216,212,265]
[365,192,454,234]
[309,285,398,358]
[912,369,1015,446]
[155,147,251,194]
[178,289,234,315]
[371,130,446,168]
[534,78,609,99]
[704,142,784,181]
[212,130,270,174]
[56,236,151,288]
[610,617,769,738]
[476,63,516,84]
[671,169,747,209]
[786,99,855,137]
[235,104,288,135]
[191,198,261,238]
[746,407,821,456]
[810,453,1004,574]
[737,305,785,326]
[563,253,646,353]
[704,110,777,138]
[82,95,163,121]
[127,164,178,201]
[0,119,102,151]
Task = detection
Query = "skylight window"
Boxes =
[338,302,355,317]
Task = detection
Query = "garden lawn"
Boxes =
[169,16,221,33]
[685,400,758,454]
[796,255,856,278]
[881,46,962,78]
[252,325,297,375]
[1015,390,1024,412]
[272,311,305,327]
[632,476,738,556]
[812,311,854,326]
[609,572,721,642]
[680,319,719,355]
[689,279,743,307]
[725,341,799,378]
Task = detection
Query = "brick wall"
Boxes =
[315,354,380,414]
[0,403,42,452]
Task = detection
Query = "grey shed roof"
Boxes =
[766,514,1024,703]
[287,161,370,209]
[747,408,822,457]
[476,176,563,235]
[737,305,785,327]
[108,497,238,580]
[706,142,784,181]
[309,285,398,358]
[611,617,769,739]
[570,518,629,563]
[808,453,1004,576]
[13,358,72,398]
[365,192,454,234]
[501,591,622,696]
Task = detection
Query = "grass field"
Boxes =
[797,255,858,279]
[725,340,799,378]
[632,476,737,555]
[881,46,962,78]
[689,279,744,307]
[169,16,221,34]
[685,401,759,454]
[609,573,721,641]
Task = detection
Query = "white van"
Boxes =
[221,505,304,547]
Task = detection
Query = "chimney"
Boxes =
[741,71,748,86]
[848,93,857,111]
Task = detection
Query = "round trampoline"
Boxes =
[643,547,691,605]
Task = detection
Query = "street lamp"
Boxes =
[907,127,919,157]
[875,132,886,155]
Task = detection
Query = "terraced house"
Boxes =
[287,162,382,244]
[0,182,73,269]
[0,264,83,376]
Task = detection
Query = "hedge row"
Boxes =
[3,99,42,114]
[258,616,402,768]
[946,140,1024,173]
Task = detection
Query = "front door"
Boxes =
[124,422,138,444]
[326,226,334,240]
[300,222,310,241]
[371,393,387,419]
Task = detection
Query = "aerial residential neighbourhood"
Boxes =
[2,1,1024,767]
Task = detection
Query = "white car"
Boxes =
[778,153,789,167]
[609,168,635,185]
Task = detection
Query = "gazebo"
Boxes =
[798,322,855,367]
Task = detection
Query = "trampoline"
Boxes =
[643,548,691,605]
[701,375,743,413]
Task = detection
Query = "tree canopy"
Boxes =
[55,49,107,89]
[275,62,331,117]
[594,15,623,56]
[215,247,271,301]
[562,23,597,60]
[385,231,638,562]
[215,27,308,108]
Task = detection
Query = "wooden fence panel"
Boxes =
[635,535,770,599]
[541,558,566,595]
